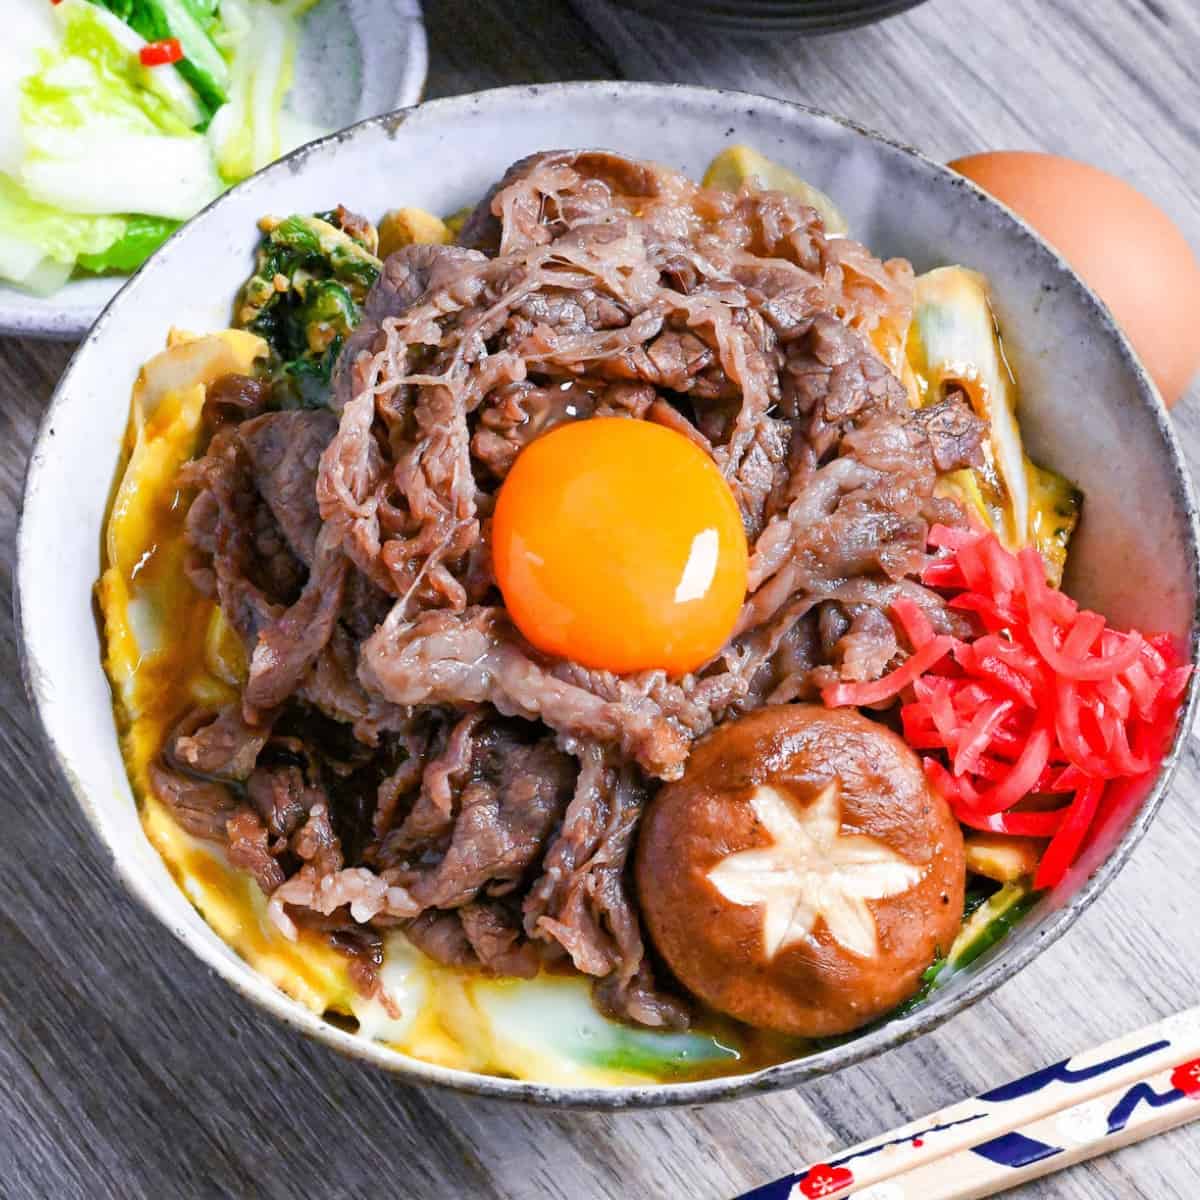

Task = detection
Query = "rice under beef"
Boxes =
[157,149,983,1028]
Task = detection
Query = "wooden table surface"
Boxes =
[3,1,1199,1196]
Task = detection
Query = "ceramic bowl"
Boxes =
[607,0,927,34]
[0,0,426,340]
[18,82,1200,1108]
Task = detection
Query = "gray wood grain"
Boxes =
[2,0,1199,1195]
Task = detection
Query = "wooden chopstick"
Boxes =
[737,1008,1200,1200]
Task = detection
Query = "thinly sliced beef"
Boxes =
[384,709,485,851]
[456,150,666,254]
[247,760,323,839]
[149,761,240,842]
[376,716,575,909]
[182,426,303,624]
[402,910,476,967]
[269,864,420,940]
[204,373,272,427]
[301,625,411,745]
[400,735,575,909]
[240,409,338,565]
[359,606,694,780]
[523,745,687,1028]
[165,147,989,1027]
[168,705,271,781]
[460,902,540,977]
[226,810,285,894]
[244,526,347,716]
[332,242,489,414]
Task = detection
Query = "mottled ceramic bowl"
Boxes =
[608,0,927,34]
[0,0,427,340]
[18,83,1200,1107]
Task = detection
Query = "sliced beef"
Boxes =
[226,810,285,894]
[459,901,540,978]
[332,242,489,414]
[247,759,323,839]
[913,393,986,472]
[167,704,271,782]
[181,426,299,643]
[396,731,576,909]
[240,409,338,565]
[523,745,687,1028]
[165,147,987,1027]
[244,527,348,717]
[359,606,694,780]
[402,909,476,967]
[456,150,666,254]
[203,373,272,428]
[149,761,240,842]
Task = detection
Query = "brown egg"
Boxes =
[635,705,964,1038]
[950,151,1200,407]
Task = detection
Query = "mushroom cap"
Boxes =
[635,704,965,1037]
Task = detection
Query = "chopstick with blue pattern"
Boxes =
[736,1007,1200,1200]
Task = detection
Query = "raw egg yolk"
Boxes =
[492,417,748,676]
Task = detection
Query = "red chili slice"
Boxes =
[140,38,183,67]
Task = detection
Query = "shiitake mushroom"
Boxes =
[635,704,965,1038]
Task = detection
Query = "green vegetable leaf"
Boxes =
[20,29,221,222]
[0,174,125,285]
[235,209,380,409]
[76,214,179,273]
[274,335,345,409]
[87,0,230,117]
[35,2,196,136]
[273,214,322,256]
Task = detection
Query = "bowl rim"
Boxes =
[18,79,1200,1110]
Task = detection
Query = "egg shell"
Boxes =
[950,151,1200,407]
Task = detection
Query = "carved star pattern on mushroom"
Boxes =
[706,780,926,960]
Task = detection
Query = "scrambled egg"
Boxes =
[97,330,735,1086]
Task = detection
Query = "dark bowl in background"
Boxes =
[605,0,928,34]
